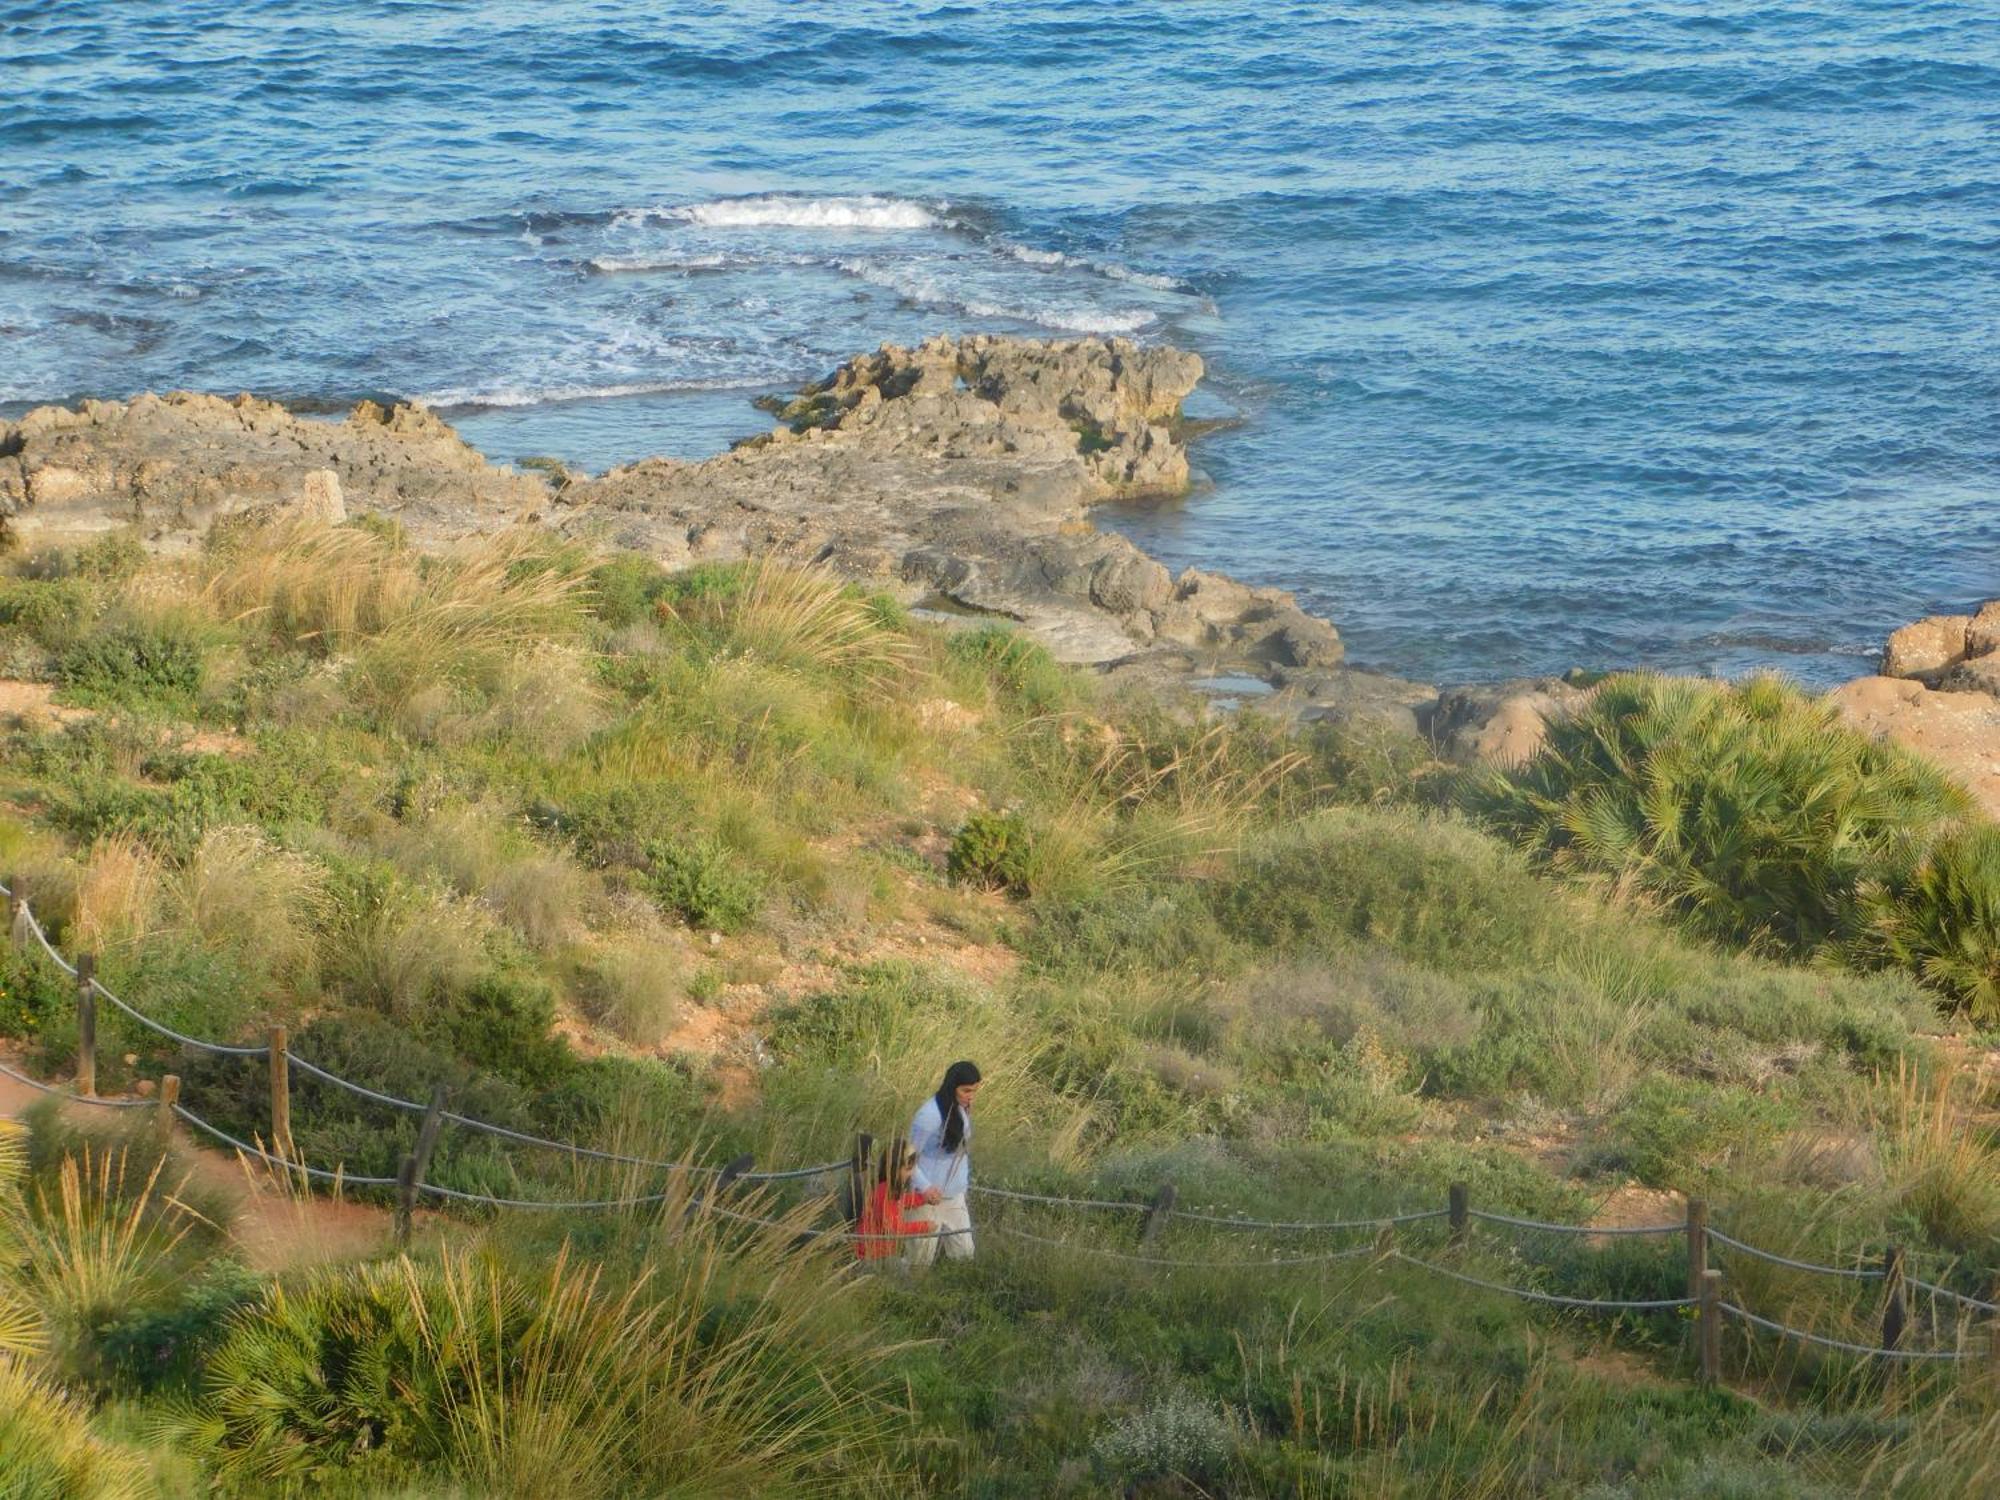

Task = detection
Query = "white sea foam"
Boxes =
[999,241,1188,292]
[674,194,940,230]
[834,258,1154,334]
[420,378,751,409]
[586,253,735,273]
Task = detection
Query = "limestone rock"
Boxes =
[1,334,1384,711]
[297,469,347,525]
[1830,674,2000,819]
[1882,614,1969,679]
[1425,678,1593,768]
[0,391,543,551]
[1937,652,2000,698]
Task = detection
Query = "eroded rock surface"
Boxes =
[0,392,546,548]
[558,335,1345,674]
[1423,678,1595,768]
[1830,599,2000,818]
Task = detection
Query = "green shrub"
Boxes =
[644,836,765,932]
[948,809,1033,892]
[1470,673,1968,959]
[1588,1076,1795,1187]
[0,576,99,652]
[1092,1389,1237,1485]
[432,969,573,1090]
[1857,824,2000,1022]
[0,952,74,1042]
[947,622,1072,706]
[589,553,673,630]
[57,618,207,705]
[1211,809,1567,972]
[90,1258,262,1394]
[74,530,148,584]
[45,746,333,860]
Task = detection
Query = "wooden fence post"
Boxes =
[155,1074,180,1150]
[1699,1268,1723,1385]
[268,1025,292,1163]
[1140,1183,1177,1249]
[394,1085,449,1251]
[847,1131,874,1223]
[1449,1182,1469,1247]
[1686,1198,1708,1302]
[1881,1244,1906,1354]
[716,1153,753,1194]
[6,876,25,949]
[74,953,96,1098]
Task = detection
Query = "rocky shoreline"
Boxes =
[3,333,1994,795]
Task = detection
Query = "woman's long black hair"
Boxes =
[933,1060,981,1153]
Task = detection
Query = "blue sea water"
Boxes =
[3,1,1997,686]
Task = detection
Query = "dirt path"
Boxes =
[1,1067,394,1272]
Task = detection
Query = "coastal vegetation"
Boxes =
[0,520,1996,1497]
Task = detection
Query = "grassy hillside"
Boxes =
[0,518,1995,1498]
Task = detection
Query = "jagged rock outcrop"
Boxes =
[1831,599,2000,818]
[558,335,1350,676]
[0,391,544,551]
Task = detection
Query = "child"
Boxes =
[857,1139,931,1263]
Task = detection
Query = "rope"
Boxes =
[439,1110,724,1175]
[0,1056,152,1108]
[741,1161,847,1183]
[418,1181,682,1211]
[1905,1276,2000,1315]
[171,1104,401,1186]
[1170,1206,1453,1232]
[90,981,269,1057]
[1912,1276,2000,1314]
[1721,1303,1974,1362]
[20,906,78,977]
[288,1056,427,1112]
[1389,1251,1696,1311]
[972,1183,1148,1212]
[707,1202,976,1242]
[1468,1208,1684,1238]
[1708,1230,1884,1280]
[990,1222,1381,1269]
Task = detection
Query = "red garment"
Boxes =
[857,1182,931,1260]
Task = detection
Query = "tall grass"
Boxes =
[174,1221,901,1496]
[0,1359,151,1500]
[12,1144,210,1356]
[658,555,914,694]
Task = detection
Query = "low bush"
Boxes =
[57,617,207,706]
[948,808,1034,892]
[1857,823,2000,1022]
[1471,673,1969,960]
[643,835,765,932]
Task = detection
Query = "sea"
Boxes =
[3,0,1997,686]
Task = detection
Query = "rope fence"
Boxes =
[3,877,1995,1384]
[1708,1228,1886,1281]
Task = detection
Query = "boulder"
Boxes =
[1424,678,1593,768]
[1882,614,1970,679]
[1830,674,2000,819]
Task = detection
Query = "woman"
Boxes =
[907,1060,981,1265]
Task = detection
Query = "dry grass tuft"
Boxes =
[163,825,330,979]
[71,835,160,954]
